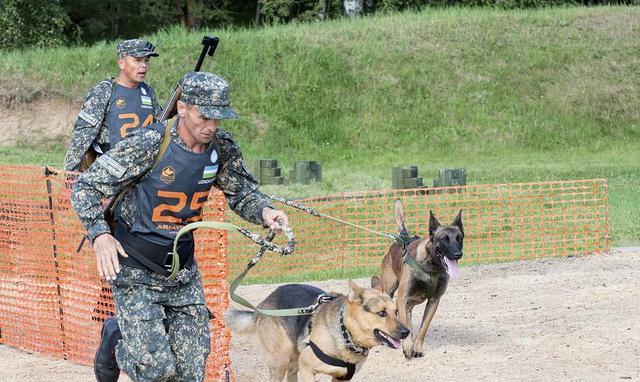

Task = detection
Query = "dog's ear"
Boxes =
[429,210,440,238]
[347,280,364,304]
[371,275,384,292]
[452,209,464,235]
[394,199,409,236]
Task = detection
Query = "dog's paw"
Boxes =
[402,349,423,360]
[402,340,414,359]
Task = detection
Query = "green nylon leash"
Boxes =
[224,229,332,316]
[170,220,324,316]
[170,220,332,316]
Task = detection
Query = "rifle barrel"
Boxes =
[159,36,220,123]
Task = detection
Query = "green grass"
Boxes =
[1,6,639,247]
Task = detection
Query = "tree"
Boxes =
[0,0,75,49]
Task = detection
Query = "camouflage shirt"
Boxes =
[64,78,162,171]
[71,120,273,243]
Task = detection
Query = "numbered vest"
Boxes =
[102,83,155,152]
[131,124,219,246]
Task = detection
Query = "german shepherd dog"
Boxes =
[225,281,410,381]
[371,200,463,359]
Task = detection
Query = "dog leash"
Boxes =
[171,197,439,313]
[270,195,397,240]
[227,227,336,317]
[174,219,335,316]
[170,220,295,280]
[271,195,442,285]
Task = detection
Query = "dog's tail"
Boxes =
[224,308,257,335]
[394,199,409,237]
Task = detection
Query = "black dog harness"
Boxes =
[308,341,356,381]
[307,304,369,381]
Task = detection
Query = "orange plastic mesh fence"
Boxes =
[0,165,609,381]
[225,179,609,282]
[0,165,232,382]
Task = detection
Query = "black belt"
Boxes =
[114,222,194,276]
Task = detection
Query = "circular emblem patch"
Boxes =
[210,150,218,163]
[115,97,126,109]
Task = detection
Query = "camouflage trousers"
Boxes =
[111,264,211,382]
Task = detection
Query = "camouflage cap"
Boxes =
[179,72,237,120]
[116,39,159,58]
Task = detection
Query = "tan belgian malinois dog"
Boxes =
[226,281,410,381]
[372,199,463,359]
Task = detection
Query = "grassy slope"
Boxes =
[0,6,638,244]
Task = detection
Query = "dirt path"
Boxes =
[2,250,639,381]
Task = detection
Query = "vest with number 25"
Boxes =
[131,122,219,246]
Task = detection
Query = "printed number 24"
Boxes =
[119,113,154,138]
[151,191,209,223]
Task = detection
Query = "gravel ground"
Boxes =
[1,250,639,382]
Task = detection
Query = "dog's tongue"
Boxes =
[444,257,461,278]
[387,336,401,349]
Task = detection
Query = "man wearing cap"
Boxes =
[64,39,161,172]
[72,71,289,381]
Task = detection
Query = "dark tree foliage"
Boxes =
[2,0,638,49]
[60,0,252,44]
[0,0,77,49]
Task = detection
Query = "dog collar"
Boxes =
[339,304,369,356]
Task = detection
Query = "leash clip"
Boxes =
[298,293,337,314]
[163,252,174,271]
[297,307,315,315]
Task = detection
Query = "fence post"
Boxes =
[44,166,67,358]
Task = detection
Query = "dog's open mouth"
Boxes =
[374,329,401,349]
[443,257,461,278]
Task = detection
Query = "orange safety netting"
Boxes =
[0,165,610,381]
[225,179,610,282]
[0,165,232,381]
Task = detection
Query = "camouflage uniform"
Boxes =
[72,72,272,381]
[64,39,162,171]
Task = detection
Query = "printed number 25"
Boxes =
[151,191,210,223]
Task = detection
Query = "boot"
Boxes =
[94,316,122,382]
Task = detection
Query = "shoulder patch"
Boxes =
[96,155,127,178]
[78,110,100,126]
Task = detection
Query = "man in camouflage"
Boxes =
[72,71,289,382]
[64,39,162,171]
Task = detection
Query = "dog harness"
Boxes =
[397,235,443,298]
[308,341,357,381]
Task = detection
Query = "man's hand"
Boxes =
[93,233,128,281]
[262,207,289,233]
